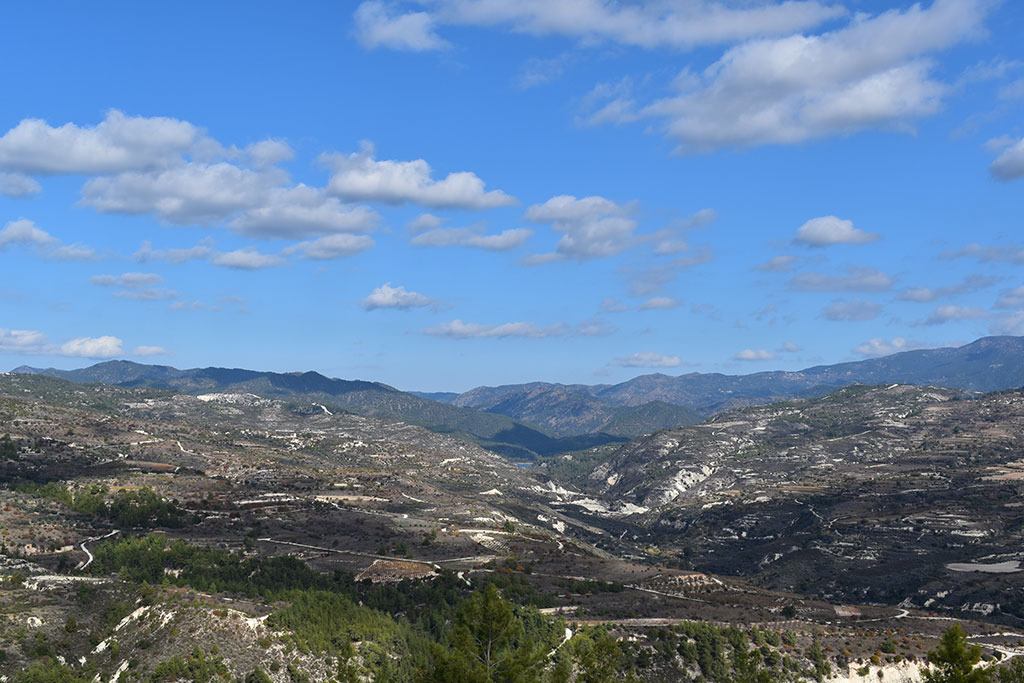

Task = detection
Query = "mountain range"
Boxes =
[421,335,1024,427]
[14,335,1024,459]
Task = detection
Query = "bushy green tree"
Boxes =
[923,624,990,683]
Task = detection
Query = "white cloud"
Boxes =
[131,345,169,356]
[681,208,718,229]
[353,1,845,51]
[0,172,41,198]
[793,215,879,246]
[410,224,532,250]
[789,266,893,292]
[245,139,294,168]
[778,341,802,353]
[995,285,1024,309]
[609,351,681,368]
[362,282,436,311]
[821,299,882,321]
[754,255,798,272]
[922,305,990,325]
[600,297,629,313]
[1,112,378,240]
[734,348,776,361]
[134,239,214,264]
[574,318,615,337]
[407,213,446,231]
[0,219,101,262]
[639,296,680,310]
[322,142,515,209]
[0,219,57,249]
[423,319,567,339]
[851,336,918,356]
[895,274,999,302]
[81,162,284,225]
[230,186,381,238]
[48,244,101,262]
[211,248,287,270]
[282,234,375,261]
[940,242,1024,264]
[990,137,1024,180]
[0,328,148,359]
[0,110,203,175]
[90,272,164,288]
[0,329,50,354]
[60,336,123,359]
[629,0,991,152]
[354,0,449,51]
[524,194,637,262]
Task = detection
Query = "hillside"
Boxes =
[555,383,1024,622]
[10,361,621,460]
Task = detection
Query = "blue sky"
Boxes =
[1,0,1023,391]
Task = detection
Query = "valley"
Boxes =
[4,350,1024,680]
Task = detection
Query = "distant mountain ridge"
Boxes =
[10,360,625,460]
[428,336,1024,427]
[15,336,1024,452]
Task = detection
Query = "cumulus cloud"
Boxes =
[245,139,294,168]
[609,351,681,368]
[134,239,214,264]
[0,219,100,262]
[591,0,993,153]
[322,142,515,209]
[990,137,1024,180]
[921,305,990,325]
[230,186,381,238]
[524,194,637,262]
[639,296,680,310]
[352,0,845,51]
[753,254,798,272]
[90,272,164,288]
[793,216,880,246]
[60,336,123,358]
[211,248,287,270]
[789,266,893,292]
[0,172,41,198]
[80,162,285,225]
[131,345,169,356]
[423,319,567,339]
[0,218,57,249]
[851,336,928,356]
[895,274,999,302]
[778,341,802,353]
[354,0,449,51]
[0,329,126,359]
[821,299,883,322]
[0,329,50,354]
[734,348,776,361]
[410,224,532,250]
[0,110,203,175]
[282,234,375,261]
[362,282,437,311]
[0,112,380,241]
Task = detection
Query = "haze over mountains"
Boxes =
[14,336,1024,462]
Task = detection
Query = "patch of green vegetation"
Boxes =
[16,484,186,528]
